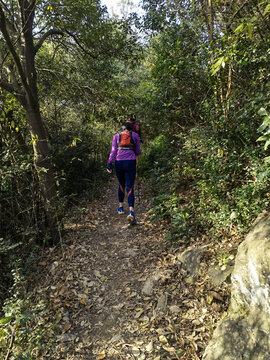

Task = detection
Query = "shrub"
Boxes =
[142,126,270,244]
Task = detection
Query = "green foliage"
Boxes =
[215,250,234,271]
[138,22,209,132]
[139,135,171,177]
[50,122,111,197]
[257,107,270,154]
[0,269,55,359]
[0,97,38,249]
[142,126,270,243]
[138,0,270,246]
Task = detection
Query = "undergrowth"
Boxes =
[0,266,56,360]
[140,127,270,245]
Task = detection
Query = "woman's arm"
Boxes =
[134,133,141,156]
[108,134,119,164]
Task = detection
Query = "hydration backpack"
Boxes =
[128,120,140,136]
[117,130,135,150]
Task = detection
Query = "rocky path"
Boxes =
[36,178,231,360]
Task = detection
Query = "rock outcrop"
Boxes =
[203,212,270,360]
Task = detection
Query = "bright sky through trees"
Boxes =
[101,0,144,17]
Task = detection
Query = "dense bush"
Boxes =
[141,125,270,244]
[0,268,55,359]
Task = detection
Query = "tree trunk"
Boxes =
[20,0,59,244]
[0,1,59,244]
[26,105,59,244]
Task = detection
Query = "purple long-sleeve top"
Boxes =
[108,131,141,164]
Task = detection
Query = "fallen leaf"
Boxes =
[210,291,223,301]
[78,293,88,299]
[159,335,168,344]
[94,270,101,278]
[58,287,66,296]
[62,323,71,333]
[162,345,175,353]
[140,322,148,327]
[145,340,153,353]
[113,303,124,310]
[156,328,166,335]
[132,347,140,356]
[38,261,47,266]
[135,310,144,319]
[96,350,106,359]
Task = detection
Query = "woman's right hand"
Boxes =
[107,164,112,173]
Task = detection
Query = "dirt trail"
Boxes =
[37,178,230,360]
[39,178,170,359]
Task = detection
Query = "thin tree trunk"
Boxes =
[26,106,59,243]
[226,64,232,115]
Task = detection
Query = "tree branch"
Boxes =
[0,78,26,102]
[34,29,64,54]
[35,28,98,59]
[227,0,249,28]
[65,30,98,59]
[0,4,32,98]
[0,49,21,88]
[0,78,17,93]
[5,326,16,360]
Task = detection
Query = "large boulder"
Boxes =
[203,212,270,360]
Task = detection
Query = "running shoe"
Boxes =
[117,207,124,215]
[127,210,137,225]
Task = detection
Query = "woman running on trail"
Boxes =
[107,122,141,224]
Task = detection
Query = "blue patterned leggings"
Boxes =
[115,160,136,207]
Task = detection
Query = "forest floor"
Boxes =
[34,178,236,360]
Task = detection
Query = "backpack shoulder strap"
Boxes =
[130,131,135,143]
[117,132,121,143]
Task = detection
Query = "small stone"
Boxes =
[126,249,138,257]
[145,340,153,353]
[142,272,162,295]
[110,333,123,343]
[156,293,167,312]
[132,346,140,356]
[57,334,76,342]
[142,279,155,295]
[169,305,181,314]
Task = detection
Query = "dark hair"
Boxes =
[129,113,136,122]
[122,122,133,131]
